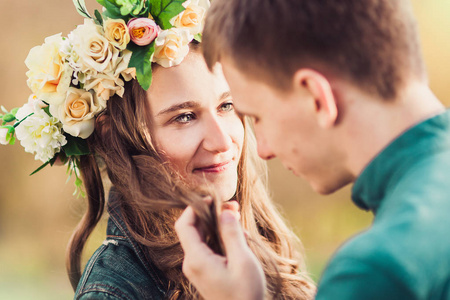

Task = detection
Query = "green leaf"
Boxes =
[127,41,155,90]
[194,33,202,42]
[94,9,104,26]
[73,0,92,18]
[5,125,15,135]
[62,134,91,156]
[30,160,51,176]
[29,155,60,176]
[43,106,52,117]
[96,0,106,6]
[1,125,15,145]
[52,152,68,166]
[102,0,124,19]
[2,113,15,123]
[150,0,186,30]
[75,177,83,189]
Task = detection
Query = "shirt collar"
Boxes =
[351,110,450,213]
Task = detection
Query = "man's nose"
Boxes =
[255,129,275,160]
[202,117,233,153]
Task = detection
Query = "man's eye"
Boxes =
[174,113,195,123]
[219,102,234,112]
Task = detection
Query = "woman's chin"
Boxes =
[189,169,239,201]
[200,180,238,202]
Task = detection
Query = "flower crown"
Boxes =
[0,0,209,196]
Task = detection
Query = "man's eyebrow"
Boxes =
[156,101,200,116]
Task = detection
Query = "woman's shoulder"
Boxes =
[74,238,166,300]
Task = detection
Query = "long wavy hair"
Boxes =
[66,55,316,299]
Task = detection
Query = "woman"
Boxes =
[70,44,315,299]
[0,1,315,298]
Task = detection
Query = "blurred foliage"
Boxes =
[0,0,449,298]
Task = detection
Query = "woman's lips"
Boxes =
[193,160,232,173]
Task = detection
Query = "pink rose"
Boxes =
[127,18,160,46]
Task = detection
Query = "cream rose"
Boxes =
[170,0,210,35]
[83,49,135,101]
[69,19,120,74]
[104,18,130,50]
[25,34,73,105]
[50,88,104,139]
[128,18,160,46]
[152,28,193,68]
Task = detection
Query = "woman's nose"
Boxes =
[202,117,233,153]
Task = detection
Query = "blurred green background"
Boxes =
[0,0,449,298]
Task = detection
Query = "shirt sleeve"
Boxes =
[315,257,416,300]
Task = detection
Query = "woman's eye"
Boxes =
[219,102,234,112]
[174,112,195,124]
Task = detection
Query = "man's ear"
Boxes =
[293,69,338,128]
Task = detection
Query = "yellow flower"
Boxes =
[153,28,193,68]
[25,34,72,105]
[50,88,105,138]
[103,18,130,50]
[170,0,210,35]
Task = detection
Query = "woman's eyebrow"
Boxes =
[156,101,200,116]
[219,91,232,100]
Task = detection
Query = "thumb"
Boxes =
[219,210,250,262]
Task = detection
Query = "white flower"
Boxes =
[25,34,73,105]
[69,18,120,74]
[15,104,67,162]
[50,88,104,139]
[152,28,193,68]
[0,127,9,145]
[28,94,48,109]
[170,0,210,35]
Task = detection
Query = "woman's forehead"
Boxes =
[148,52,229,111]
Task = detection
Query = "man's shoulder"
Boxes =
[75,239,165,300]
[318,220,450,299]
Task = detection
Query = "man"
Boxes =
[175,0,450,299]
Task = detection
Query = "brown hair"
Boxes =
[203,0,426,99]
[66,76,315,298]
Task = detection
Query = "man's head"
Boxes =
[203,0,425,99]
[202,0,428,194]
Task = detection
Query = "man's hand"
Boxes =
[175,207,266,300]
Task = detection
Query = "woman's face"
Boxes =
[148,51,244,201]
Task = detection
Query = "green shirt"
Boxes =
[315,111,450,300]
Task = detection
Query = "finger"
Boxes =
[175,206,213,257]
[219,210,250,262]
[221,200,239,213]
[221,201,241,220]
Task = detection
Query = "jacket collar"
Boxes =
[352,110,450,213]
